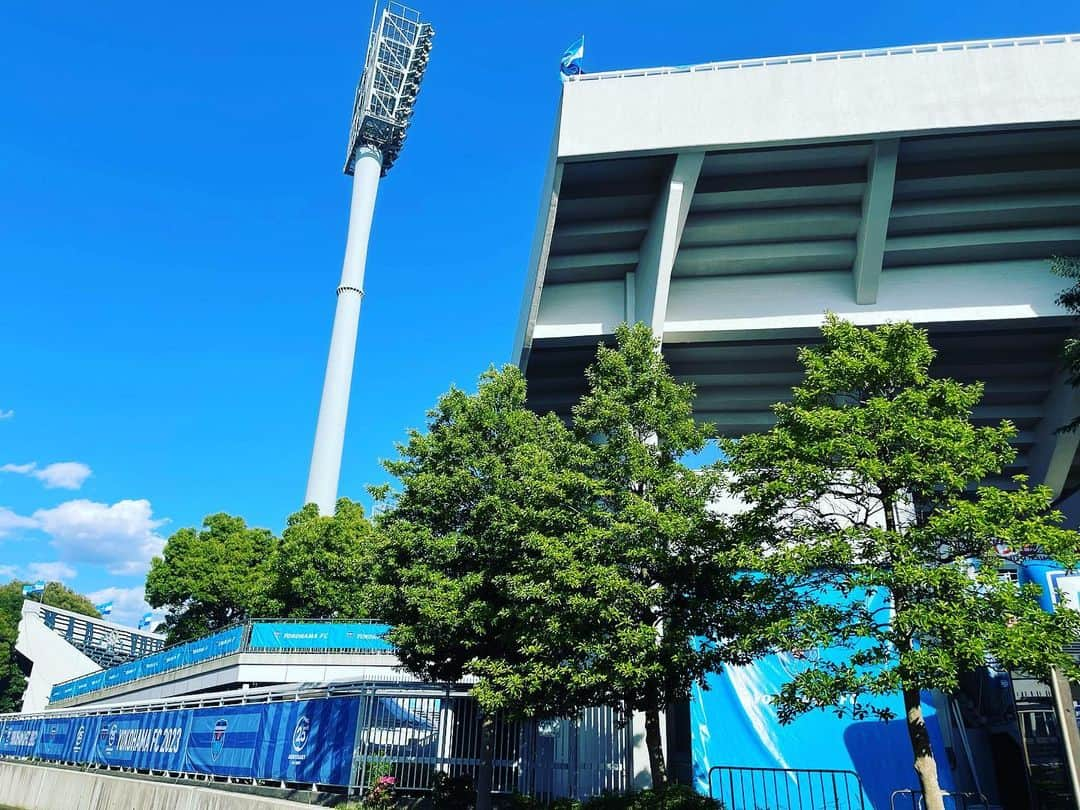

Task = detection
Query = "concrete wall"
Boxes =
[16,604,101,714]
[558,37,1080,157]
[0,761,318,810]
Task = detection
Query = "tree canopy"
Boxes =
[266,499,378,619]
[723,315,1080,810]
[145,513,277,643]
[567,322,781,786]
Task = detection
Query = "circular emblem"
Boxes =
[292,716,310,753]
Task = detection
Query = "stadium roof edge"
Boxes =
[566,32,1080,83]
[553,33,1080,160]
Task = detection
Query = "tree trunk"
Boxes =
[644,706,667,789]
[475,710,495,810]
[903,687,945,810]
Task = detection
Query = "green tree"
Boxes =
[1052,255,1080,432]
[266,499,378,619]
[145,514,277,643]
[723,316,1080,810]
[370,366,597,810]
[569,322,779,787]
[0,579,100,712]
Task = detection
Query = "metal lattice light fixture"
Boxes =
[344,2,435,176]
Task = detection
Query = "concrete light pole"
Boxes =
[304,2,434,514]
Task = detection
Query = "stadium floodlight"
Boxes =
[344,2,435,175]
[305,2,435,515]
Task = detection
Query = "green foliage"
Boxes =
[723,315,1080,806]
[145,514,278,643]
[566,323,784,786]
[431,772,476,810]
[1052,256,1080,432]
[267,499,379,619]
[373,324,779,790]
[574,321,786,717]
[371,364,599,718]
[0,579,101,712]
[529,787,720,810]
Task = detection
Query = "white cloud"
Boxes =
[1,461,93,490]
[33,499,167,576]
[87,585,162,631]
[0,506,37,538]
[0,410,13,420]
[0,565,17,579]
[24,561,77,583]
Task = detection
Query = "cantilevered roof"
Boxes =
[514,34,1080,500]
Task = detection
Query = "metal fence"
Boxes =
[353,692,630,802]
[5,681,630,802]
[708,766,866,810]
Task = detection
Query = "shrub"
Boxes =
[432,772,476,810]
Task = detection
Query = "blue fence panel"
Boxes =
[254,697,361,785]
[90,710,191,770]
[249,622,392,651]
[186,705,266,778]
[2,694,362,787]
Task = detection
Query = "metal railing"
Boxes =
[3,682,630,801]
[569,33,1080,83]
[708,765,866,810]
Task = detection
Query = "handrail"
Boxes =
[568,33,1080,83]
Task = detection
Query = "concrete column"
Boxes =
[1028,369,1080,499]
[852,138,899,305]
[305,146,383,515]
[634,152,704,337]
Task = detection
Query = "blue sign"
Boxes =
[2,696,360,786]
[249,622,392,651]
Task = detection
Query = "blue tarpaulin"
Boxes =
[691,589,955,810]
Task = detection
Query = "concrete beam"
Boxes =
[634,152,705,335]
[514,100,565,370]
[853,139,899,304]
[663,260,1068,342]
[1028,370,1080,498]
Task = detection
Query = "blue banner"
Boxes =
[2,696,361,786]
[51,625,246,703]
[249,622,392,651]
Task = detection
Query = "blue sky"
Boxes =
[2,0,1078,626]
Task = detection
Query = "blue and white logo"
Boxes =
[292,716,310,753]
[73,725,85,753]
[211,718,228,762]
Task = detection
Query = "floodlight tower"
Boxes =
[305,2,434,514]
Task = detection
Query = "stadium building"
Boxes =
[515,32,1080,810]
[4,31,1080,810]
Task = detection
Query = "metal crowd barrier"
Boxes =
[708,765,866,810]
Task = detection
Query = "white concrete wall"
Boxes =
[15,604,100,714]
[0,761,314,810]
[559,38,1080,157]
